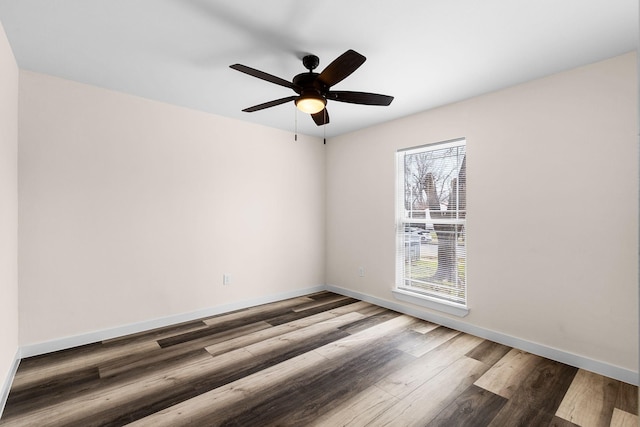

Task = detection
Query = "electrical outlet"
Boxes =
[223,274,231,286]
[358,267,365,277]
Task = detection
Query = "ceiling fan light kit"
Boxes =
[295,95,326,114]
[230,50,393,126]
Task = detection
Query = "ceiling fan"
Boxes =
[230,49,394,126]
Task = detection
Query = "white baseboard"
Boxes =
[0,348,21,420]
[20,285,325,359]
[326,284,639,386]
[15,283,638,387]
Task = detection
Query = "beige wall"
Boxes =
[18,72,326,345]
[326,52,638,372]
[10,47,639,378]
[0,20,19,391]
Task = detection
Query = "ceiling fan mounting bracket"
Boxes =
[302,54,320,72]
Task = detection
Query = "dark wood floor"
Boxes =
[0,292,637,426]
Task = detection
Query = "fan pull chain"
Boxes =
[294,107,298,141]
[323,109,327,144]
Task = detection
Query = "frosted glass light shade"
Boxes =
[295,96,326,114]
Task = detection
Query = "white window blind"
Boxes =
[396,138,467,307]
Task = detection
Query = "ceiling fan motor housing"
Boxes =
[293,72,325,96]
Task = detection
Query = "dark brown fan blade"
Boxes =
[311,109,330,126]
[242,96,297,112]
[317,50,366,88]
[230,64,299,90]
[328,91,394,106]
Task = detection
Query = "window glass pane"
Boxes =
[396,139,466,306]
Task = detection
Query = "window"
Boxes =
[395,138,467,315]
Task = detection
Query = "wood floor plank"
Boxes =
[129,317,416,426]
[202,301,377,358]
[203,313,335,357]
[397,326,461,357]
[465,340,511,366]
[0,350,220,426]
[610,408,639,427]
[351,302,388,316]
[2,313,360,426]
[487,358,578,426]
[376,333,484,399]
[264,297,360,326]
[337,309,402,335]
[126,350,329,427]
[615,381,639,415]
[10,366,100,402]
[1,292,635,427]
[548,415,581,426]
[492,408,565,427]
[101,319,209,346]
[473,348,543,398]
[555,369,619,427]
[314,314,419,360]
[318,300,379,316]
[369,356,489,426]
[305,291,340,301]
[291,294,352,312]
[99,322,271,378]
[154,296,320,348]
[9,340,160,393]
[158,315,281,348]
[112,328,351,426]
[217,333,416,426]
[14,342,103,369]
[1,367,101,419]
[308,385,399,427]
[425,384,507,426]
[411,320,440,334]
[237,311,362,356]
[99,321,273,378]
[200,296,315,326]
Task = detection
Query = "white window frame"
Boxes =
[394,138,469,317]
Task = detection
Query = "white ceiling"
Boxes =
[0,0,637,138]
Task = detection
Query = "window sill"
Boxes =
[392,288,469,317]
